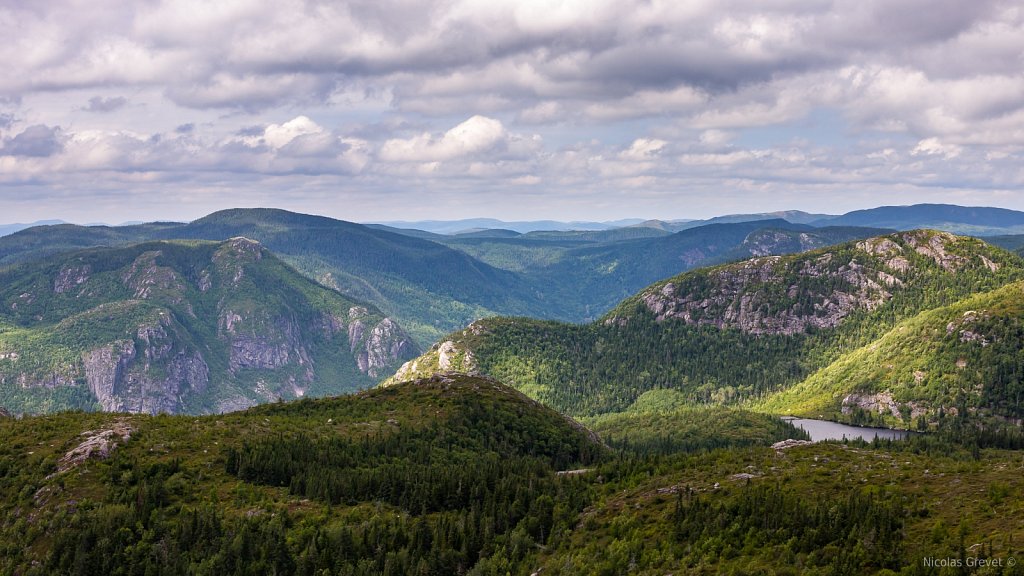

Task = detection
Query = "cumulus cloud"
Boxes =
[1,0,1024,222]
[84,96,128,113]
[261,116,326,150]
[2,125,63,157]
[380,116,508,162]
[912,138,963,159]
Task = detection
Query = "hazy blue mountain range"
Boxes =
[816,203,1024,235]
[0,220,67,237]
[371,217,649,234]
[376,204,1024,237]
[630,210,837,233]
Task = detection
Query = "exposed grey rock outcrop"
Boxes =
[634,231,972,336]
[639,253,893,335]
[57,420,134,472]
[53,264,90,294]
[772,439,814,450]
[359,318,416,377]
[83,319,210,414]
[841,392,928,419]
[220,310,297,372]
[83,340,137,411]
[121,251,185,301]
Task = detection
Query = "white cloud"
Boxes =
[2,0,1024,222]
[262,116,326,150]
[912,137,963,158]
[380,115,507,162]
[621,138,667,160]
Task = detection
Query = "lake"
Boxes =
[781,417,911,442]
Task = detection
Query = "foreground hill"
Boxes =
[0,373,604,574]
[388,230,1024,418]
[0,238,416,414]
[1,372,1020,574]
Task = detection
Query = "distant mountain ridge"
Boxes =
[0,220,67,237]
[815,203,1024,235]
[372,217,648,234]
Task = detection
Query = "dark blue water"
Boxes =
[782,417,911,442]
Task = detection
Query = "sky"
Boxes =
[1,0,1024,224]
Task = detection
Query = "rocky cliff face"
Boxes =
[82,318,210,414]
[624,230,1011,336]
[634,252,894,335]
[0,238,418,415]
[385,326,481,386]
[359,318,416,377]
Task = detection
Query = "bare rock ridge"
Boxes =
[627,230,1002,335]
[0,238,417,415]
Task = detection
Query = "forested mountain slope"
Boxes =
[759,280,1024,427]
[510,221,889,320]
[388,231,1024,418]
[0,211,548,346]
[162,209,552,346]
[0,238,415,415]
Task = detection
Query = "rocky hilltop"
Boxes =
[0,239,416,415]
[614,230,1014,335]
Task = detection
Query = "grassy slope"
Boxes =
[758,281,1024,425]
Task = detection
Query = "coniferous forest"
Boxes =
[1,373,1022,575]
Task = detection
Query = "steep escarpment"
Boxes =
[613,230,1017,335]
[386,231,1024,416]
[0,239,417,415]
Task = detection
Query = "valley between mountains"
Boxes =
[1,205,1023,574]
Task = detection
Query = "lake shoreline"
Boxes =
[780,416,913,442]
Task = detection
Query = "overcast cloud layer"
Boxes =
[2,0,1023,223]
